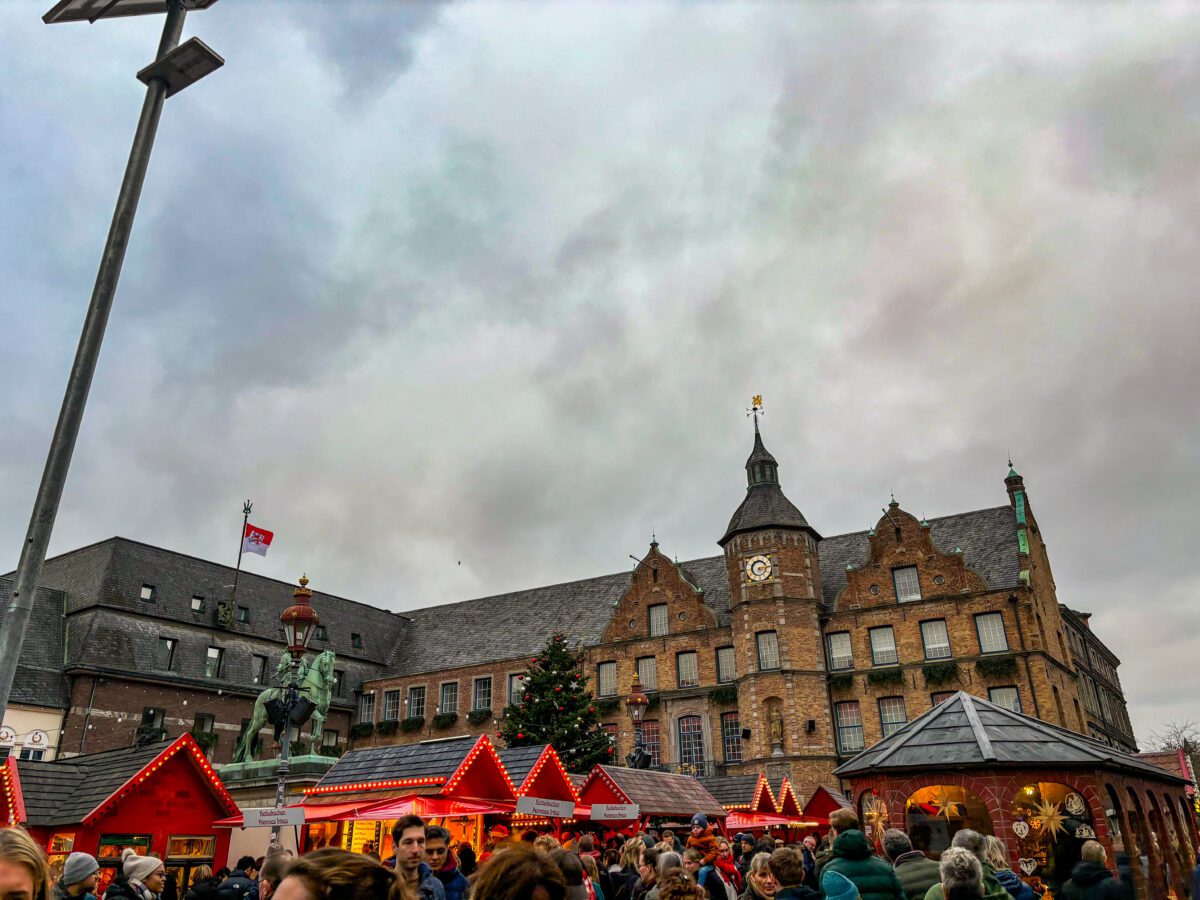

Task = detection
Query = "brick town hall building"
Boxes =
[2,423,1137,799]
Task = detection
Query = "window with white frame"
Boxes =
[920,619,952,659]
[756,631,780,671]
[676,652,699,688]
[358,692,376,723]
[440,682,458,714]
[716,646,737,683]
[204,646,224,679]
[597,662,617,697]
[721,712,743,763]
[678,716,705,767]
[988,686,1022,713]
[508,673,524,706]
[636,656,657,691]
[975,612,1009,653]
[407,686,425,719]
[869,626,898,666]
[893,566,921,602]
[640,720,661,767]
[835,702,864,753]
[251,654,268,686]
[383,690,400,721]
[473,677,492,710]
[827,633,854,670]
[931,691,956,706]
[649,604,668,637]
[878,696,907,738]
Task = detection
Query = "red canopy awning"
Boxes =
[347,795,511,820]
[726,811,802,829]
[213,800,375,828]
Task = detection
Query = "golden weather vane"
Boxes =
[748,395,764,431]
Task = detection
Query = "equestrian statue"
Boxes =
[231,648,336,763]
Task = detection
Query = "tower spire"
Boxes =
[747,394,763,434]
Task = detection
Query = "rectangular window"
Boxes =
[920,620,952,660]
[648,604,668,637]
[351,633,363,649]
[235,605,249,624]
[141,708,165,728]
[869,626,898,666]
[597,662,617,697]
[140,584,156,602]
[407,686,425,719]
[190,595,205,613]
[508,674,524,706]
[321,729,338,749]
[827,632,854,670]
[893,566,921,602]
[835,701,865,754]
[676,652,699,688]
[721,712,743,763]
[251,655,268,685]
[0,748,9,762]
[636,657,657,692]
[975,612,1009,653]
[358,692,376,723]
[333,670,344,697]
[678,715,705,768]
[19,748,45,761]
[156,638,176,670]
[931,691,956,706]
[315,625,328,641]
[878,697,907,738]
[473,677,492,711]
[440,682,458,715]
[716,646,737,683]
[988,686,1022,713]
[640,720,661,767]
[204,646,224,679]
[193,714,215,735]
[383,690,401,721]
[756,631,781,671]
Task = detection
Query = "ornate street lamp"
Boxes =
[269,575,320,846]
[625,676,652,769]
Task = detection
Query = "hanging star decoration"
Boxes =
[1032,801,1070,843]
[929,787,959,821]
[863,795,889,830]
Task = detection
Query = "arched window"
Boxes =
[1011,783,1095,894]
[677,716,705,770]
[904,784,994,856]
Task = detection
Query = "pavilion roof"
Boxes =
[834,691,1188,784]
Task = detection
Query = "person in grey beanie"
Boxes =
[54,853,99,900]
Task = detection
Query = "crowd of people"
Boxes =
[2,808,1198,900]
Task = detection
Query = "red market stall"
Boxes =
[577,765,725,835]
[700,774,794,834]
[498,744,581,831]
[2,735,237,894]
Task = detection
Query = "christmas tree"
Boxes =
[499,633,614,771]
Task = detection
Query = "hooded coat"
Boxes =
[890,849,941,900]
[923,861,1009,900]
[687,827,720,867]
[992,868,1036,900]
[1058,861,1127,900]
[433,852,469,900]
[819,830,905,900]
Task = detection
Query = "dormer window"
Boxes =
[893,566,921,602]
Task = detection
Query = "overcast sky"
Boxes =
[2,2,1197,743]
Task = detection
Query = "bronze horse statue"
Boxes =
[231,649,336,763]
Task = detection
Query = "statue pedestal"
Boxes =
[771,741,785,758]
[219,754,338,786]
[218,755,339,860]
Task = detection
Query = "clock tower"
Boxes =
[719,400,838,785]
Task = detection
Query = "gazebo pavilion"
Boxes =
[834,691,1198,899]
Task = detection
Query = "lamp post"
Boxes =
[272,575,320,846]
[625,676,650,769]
[0,0,223,724]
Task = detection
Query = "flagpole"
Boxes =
[230,499,251,607]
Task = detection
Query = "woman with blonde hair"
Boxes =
[272,848,414,900]
[981,836,1034,900]
[0,827,50,900]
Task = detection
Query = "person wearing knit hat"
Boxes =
[821,870,860,900]
[122,855,165,900]
[52,853,99,900]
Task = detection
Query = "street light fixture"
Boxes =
[625,676,652,770]
[0,0,222,723]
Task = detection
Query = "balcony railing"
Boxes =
[652,761,724,778]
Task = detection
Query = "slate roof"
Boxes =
[696,775,763,808]
[589,765,726,818]
[315,737,477,788]
[15,741,170,826]
[722,483,816,544]
[833,691,1188,784]
[0,578,69,709]
[497,745,548,787]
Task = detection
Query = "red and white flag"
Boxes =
[242,523,274,557]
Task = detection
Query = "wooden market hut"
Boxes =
[1,735,237,894]
[497,744,581,830]
[577,765,725,833]
[699,774,793,834]
[833,690,1199,900]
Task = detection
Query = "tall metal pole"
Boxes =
[0,0,187,722]
[270,654,300,848]
[229,500,252,606]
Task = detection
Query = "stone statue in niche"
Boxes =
[768,709,785,756]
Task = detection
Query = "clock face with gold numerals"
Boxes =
[745,555,773,582]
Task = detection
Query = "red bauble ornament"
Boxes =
[607,747,614,754]
[517,733,524,739]
[589,707,596,713]
[555,687,562,692]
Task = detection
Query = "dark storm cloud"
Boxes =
[1,3,1197,740]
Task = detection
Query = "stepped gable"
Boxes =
[0,578,68,709]
[834,691,1185,782]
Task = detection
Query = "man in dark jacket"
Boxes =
[1060,841,1127,900]
[424,827,468,900]
[818,811,904,900]
[216,858,258,900]
[881,829,940,900]
[388,815,445,900]
[765,848,820,900]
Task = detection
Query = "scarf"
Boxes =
[715,856,742,891]
[128,881,156,900]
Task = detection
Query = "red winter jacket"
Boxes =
[686,827,720,866]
